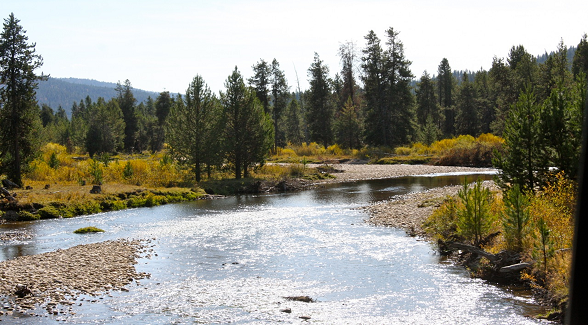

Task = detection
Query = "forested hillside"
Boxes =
[36,77,161,117]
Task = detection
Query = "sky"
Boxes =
[2,0,587,95]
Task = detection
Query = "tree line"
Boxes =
[2,11,588,186]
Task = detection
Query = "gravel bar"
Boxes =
[0,239,151,317]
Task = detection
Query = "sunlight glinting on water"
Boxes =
[106,200,545,324]
[1,174,548,324]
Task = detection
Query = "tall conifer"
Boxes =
[0,13,47,186]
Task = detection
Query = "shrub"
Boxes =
[394,146,412,155]
[88,159,103,185]
[17,210,40,221]
[280,148,298,157]
[529,172,575,252]
[123,161,134,179]
[423,196,460,242]
[533,217,554,274]
[127,196,147,208]
[501,185,531,252]
[326,144,343,155]
[145,194,168,207]
[412,142,430,155]
[73,226,104,234]
[291,142,326,156]
[38,206,61,219]
[48,152,60,169]
[456,180,495,246]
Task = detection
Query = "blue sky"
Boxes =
[3,0,587,94]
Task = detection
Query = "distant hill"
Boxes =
[36,77,162,117]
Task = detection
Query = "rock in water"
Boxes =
[14,284,32,298]
[284,296,314,303]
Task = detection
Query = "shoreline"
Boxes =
[310,163,496,184]
[0,164,498,319]
[361,179,499,237]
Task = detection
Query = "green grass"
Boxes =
[73,226,105,234]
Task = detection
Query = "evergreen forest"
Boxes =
[28,31,588,186]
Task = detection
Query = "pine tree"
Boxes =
[361,30,386,146]
[167,75,222,182]
[537,40,571,102]
[473,70,493,134]
[489,57,515,135]
[437,58,455,136]
[70,97,90,150]
[85,98,125,157]
[437,58,453,108]
[221,67,273,179]
[39,104,54,127]
[382,27,415,146]
[0,13,47,186]
[284,96,303,145]
[572,33,588,79]
[493,88,548,191]
[507,45,537,94]
[334,97,362,149]
[501,184,531,252]
[115,79,137,152]
[153,91,172,152]
[542,83,584,179]
[270,59,289,148]
[249,59,271,114]
[338,41,359,107]
[415,71,439,127]
[456,179,494,247]
[306,53,334,147]
[362,28,415,147]
[455,73,478,136]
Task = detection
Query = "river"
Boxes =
[0,174,550,324]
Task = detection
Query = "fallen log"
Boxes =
[1,179,19,190]
[499,262,532,273]
[0,187,16,202]
[446,241,500,263]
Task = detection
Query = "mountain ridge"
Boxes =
[36,77,164,117]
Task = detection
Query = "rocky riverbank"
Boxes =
[362,180,499,236]
[314,163,495,184]
[0,239,151,318]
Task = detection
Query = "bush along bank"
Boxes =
[422,174,574,323]
[0,186,209,222]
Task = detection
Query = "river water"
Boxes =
[1,174,550,324]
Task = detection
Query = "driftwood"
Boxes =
[1,179,19,190]
[0,187,16,202]
[446,241,500,263]
[499,263,532,273]
[446,241,530,276]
